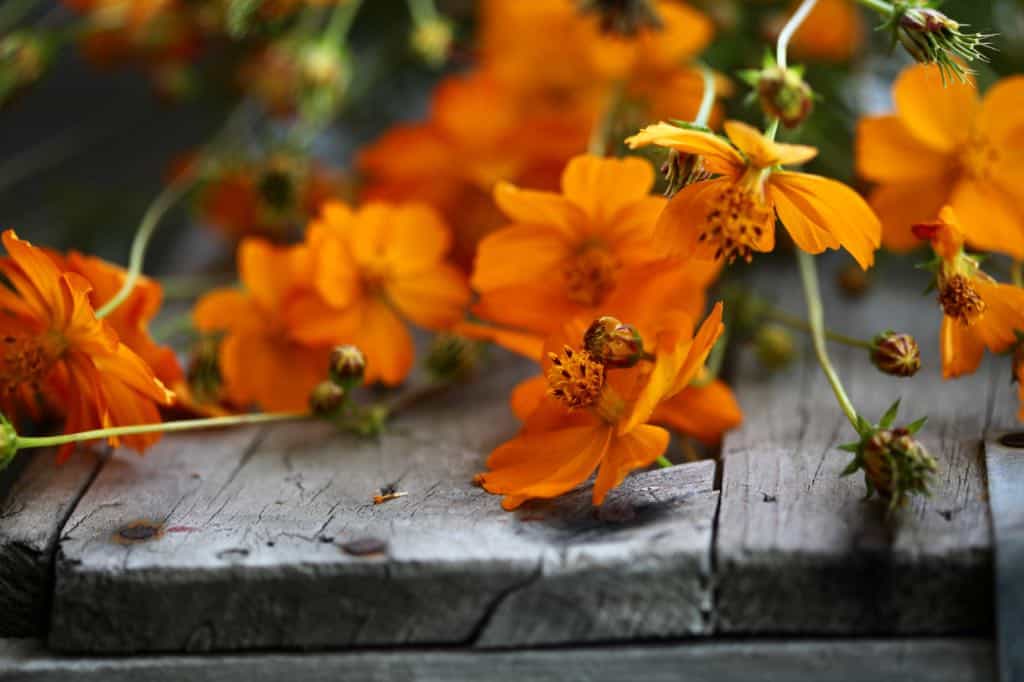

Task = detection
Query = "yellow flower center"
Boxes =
[1,332,62,395]
[562,245,619,307]
[938,273,986,325]
[960,132,999,183]
[700,182,773,264]
[546,344,625,423]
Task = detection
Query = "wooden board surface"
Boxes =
[0,450,101,637]
[715,256,1003,634]
[47,353,719,653]
[985,432,1024,682]
[0,637,995,682]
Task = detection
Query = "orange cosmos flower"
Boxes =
[478,303,725,510]
[914,206,1024,379]
[358,72,581,270]
[193,238,332,412]
[857,65,1024,256]
[58,252,183,387]
[461,154,717,359]
[628,120,881,269]
[0,230,174,461]
[284,201,470,386]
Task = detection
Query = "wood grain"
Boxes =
[985,428,1024,682]
[0,450,102,637]
[0,637,995,682]
[48,353,719,653]
[716,256,1003,634]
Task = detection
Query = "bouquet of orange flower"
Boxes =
[0,0,1020,515]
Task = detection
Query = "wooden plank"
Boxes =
[48,352,719,653]
[0,637,995,682]
[0,450,102,637]
[716,256,1000,634]
[985,429,1024,682]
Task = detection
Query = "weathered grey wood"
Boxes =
[0,450,102,637]
[49,352,719,653]
[985,430,1024,682]
[717,256,1001,634]
[0,637,995,682]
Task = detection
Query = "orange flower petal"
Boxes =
[724,120,817,168]
[950,179,1024,260]
[625,122,744,176]
[940,315,985,379]
[239,238,310,312]
[868,179,954,252]
[387,265,470,330]
[560,154,655,225]
[592,424,669,505]
[493,181,587,238]
[470,224,573,292]
[652,379,742,445]
[767,171,880,269]
[354,300,415,386]
[974,280,1024,353]
[893,64,978,153]
[284,292,361,346]
[980,75,1024,145]
[856,115,952,184]
[472,283,585,339]
[382,203,454,276]
[454,320,544,360]
[510,374,548,421]
[652,177,734,259]
[193,288,263,334]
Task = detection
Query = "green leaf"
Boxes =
[879,399,901,429]
[840,458,861,476]
[838,442,860,453]
[906,415,928,434]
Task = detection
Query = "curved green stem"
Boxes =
[854,0,895,16]
[94,177,196,319]
[15,412,306,451]
[797,251,860,429]
[694,63,716,128]
[776,0,819,69]
[764,308,875,351]
[324,0,363,44]
[656,455,673,469]
[588,80,625,156]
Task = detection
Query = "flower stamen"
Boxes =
[700,184,773,264]
[562,246,619,306]
[938,273,986,325]
[0,332,61,395]
[547,345,605,409]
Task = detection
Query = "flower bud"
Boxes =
[862,427,937,509]
[577,0,663,36]
[583,316,644,368]
[837,263,871,298]
[300,42,350,91]
[309,380,346,416]
[425,334,483,382]
[330,345,366,386]
[754,324,795,371]
[0,31,53,104]
[871,332,921,378]
[0,414,17,472]
[890,7,994,83]
[752,65,814,129]
[411,17,454,68]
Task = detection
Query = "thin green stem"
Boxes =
[588,80,625,156]
[656,455,673,469]
[1012,261,1023,288]
[776,0,819,69]
[853,0,895,16]
[764,308,875,351]
[796,251,860,429]
[694,63,716,128]
[324,0,363,44]
[94,176,196,319]
[15,412,306,451]
[764,117,780,143]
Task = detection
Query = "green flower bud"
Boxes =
[754,324,795,371]
[583,316,644,368]
[330,345,366,387]
[309,381,346,416]
[871,331,921,378]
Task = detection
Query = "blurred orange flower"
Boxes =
[461,154,717,358]
[857,64,1024,256]
[0,230,174,461]
[629,120,881,268]
[478,303,724,510]
[193,238,331,412]
[286,201,470,386]
[914,206,1024,379]
[778,0,865,62]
